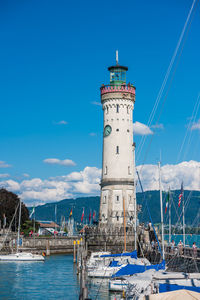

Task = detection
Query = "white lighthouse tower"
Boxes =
[99,53,136,229]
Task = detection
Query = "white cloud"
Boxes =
[0,179,20,191]
[1,162,200,206]
[151,123,164,129]
[133,122,153,135]
[191,119,200,130]
[0,161,11,168]
[91,101,101,106]
[53,120,68,125]
[43,158,76,166]
[0,166,101,205]
[136,160,200,191]
[0,174,10,178]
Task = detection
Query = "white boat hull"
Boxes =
[0,252,45,262]
[88,266,125,278]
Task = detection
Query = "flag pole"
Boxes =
[158,161,165,260]
[169,189,171,245]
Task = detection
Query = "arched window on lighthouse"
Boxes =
[116,104,119,113]
[106,106,109,114]
[128,166,131,175]
[127,106,129,114]
[116,195,120,203]
[104,166,107,175]
[116,146,119,154]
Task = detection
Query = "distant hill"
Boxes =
[29,190,200,225]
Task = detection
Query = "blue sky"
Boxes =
[0,0,200,204]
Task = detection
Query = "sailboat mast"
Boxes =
[134,196,137,251]
[33,205,35,247]
[158,162,165,260]
[17,199,21,253]
[169,189,171,244]
[182,190,185,247]
[123,197,126,252]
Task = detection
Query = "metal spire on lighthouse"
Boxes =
[116,50,119,65]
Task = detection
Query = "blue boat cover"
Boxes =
[100,250,137,259]
[109,260,122,267]
[159,283,200,293]
[112,260,166,278]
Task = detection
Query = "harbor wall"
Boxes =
[0,235,80,254]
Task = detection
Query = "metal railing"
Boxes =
[100,84,136,95]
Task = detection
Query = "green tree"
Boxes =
[21,220,40,236]
[0,188,29,231]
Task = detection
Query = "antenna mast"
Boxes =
[116,50,119,65]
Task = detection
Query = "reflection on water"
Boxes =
[0,254,121,300]
[88,278,122,300]
[0,255,79,300]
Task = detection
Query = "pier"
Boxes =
[0,234,79,255]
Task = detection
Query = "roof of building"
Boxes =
[108,65,128,71]
[38,221,59,228]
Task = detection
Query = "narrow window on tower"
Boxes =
[116,195,119,203]
[103,196,107,204]
[116,104,119,113]
[128,166,131,175]
[116,146,119,154]
[127,106,129,114]
[104,166,107,175]
[106,106,109,114]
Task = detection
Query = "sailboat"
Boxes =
[0,200,44,262]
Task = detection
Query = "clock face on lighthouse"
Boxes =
[104,125,112,137]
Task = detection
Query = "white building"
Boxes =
[99,55,136,229]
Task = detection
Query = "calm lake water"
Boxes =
[0,254,117,300]
[1,236,199,299]
[164,234,200,247]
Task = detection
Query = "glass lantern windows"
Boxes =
[110,68,126,85]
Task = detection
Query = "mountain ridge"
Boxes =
[29,190,200,225]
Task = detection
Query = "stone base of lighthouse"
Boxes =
[85,226,137,253]
[98,181,136,231]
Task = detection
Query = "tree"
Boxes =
[0,189,29,231]
[21,220,40,236]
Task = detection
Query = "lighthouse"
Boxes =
[99,53,136,229]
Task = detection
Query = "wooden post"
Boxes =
[79,238,88,300]
[77,239,80,259]
[73,240,76,263]
[46,240,50,256]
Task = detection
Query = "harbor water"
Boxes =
[164,234,200,247]
[0,254,116,300]
[1,236,199,299]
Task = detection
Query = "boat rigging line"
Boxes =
[136,0,198,167]
[177,93,200,163]
[0,201,20,252]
